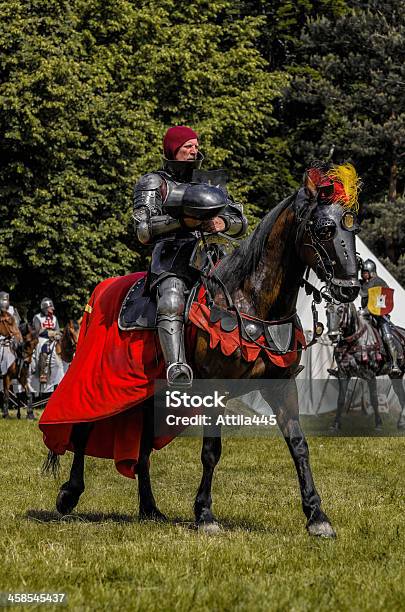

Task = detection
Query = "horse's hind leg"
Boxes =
[390,377,405,429]
[26,389,35,420]
[194,431,222,533]
[368,378,382,430]
[56,423,92,515]
[263,380,336,538]
[138,401,167,522]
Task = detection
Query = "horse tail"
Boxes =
[42,451,60,477]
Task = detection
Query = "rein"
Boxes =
[198,231,300,355]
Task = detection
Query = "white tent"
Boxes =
[296,237,405,414]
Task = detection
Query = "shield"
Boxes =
[368,286,394,316]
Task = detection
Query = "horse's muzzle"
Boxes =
[327,332,340,344]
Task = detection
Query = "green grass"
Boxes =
[0,412,404,611]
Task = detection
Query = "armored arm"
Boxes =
[32,315,42,335]
[133,173,182,245]
[218,199,248,238]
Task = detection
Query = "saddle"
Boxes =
[118,276,303,358]
[118,276,157,330]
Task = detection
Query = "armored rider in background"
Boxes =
[32,298,61,383]
[133,125,247,387]
[360,258,401,375]
[0,291,21,327]
[0,292,22,378]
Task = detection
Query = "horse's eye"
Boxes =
[313,218,337,241]
[341,211,356,230]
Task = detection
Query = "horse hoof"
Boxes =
[307,521,336,538]
[56,487,82,515]
[197,521,222,535]
[329,423,340,432]
[2,413,10,419]
[139,508,168,522]
[397,420,405,430]
[26,413,36,421]
[375,424,383,432]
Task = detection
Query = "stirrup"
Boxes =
[166,363,193,388]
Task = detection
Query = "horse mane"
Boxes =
[70,319,80,332]
[19,320,31,337]
[214,194,295,294]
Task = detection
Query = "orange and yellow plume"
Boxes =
[327,163,361,212]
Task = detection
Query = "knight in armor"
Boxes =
[133,125,247,387]
[0,291,21,327]
[32,298,61,383]
[360,259,401,375]
[0,292,23,371]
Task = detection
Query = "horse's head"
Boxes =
[295,163,361,303]
[326,303,344,343]
[18,321,38,362]
[326,302,357,343]
[60,318,81,362]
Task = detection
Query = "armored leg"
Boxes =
[380,321,401,375]
[156,276,192,387]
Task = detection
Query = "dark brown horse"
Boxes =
[45,168,361,537]
[326,302,405,430]
[2,323,38,419]
[59,319,82,365]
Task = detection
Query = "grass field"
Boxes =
[0,412,404,611]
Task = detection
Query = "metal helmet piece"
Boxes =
[41,298,54,314]
[0,291,10,311]
[362,259,377,275]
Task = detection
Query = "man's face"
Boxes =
[362,271,370,282]
[175,138,199,161]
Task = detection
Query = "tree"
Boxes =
[279,0,405,280]
[0,0,288,318]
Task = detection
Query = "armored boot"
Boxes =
[384,334,401,376]
[156,277,193,388]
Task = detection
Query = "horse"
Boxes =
[1,322,38,420]
[42,165,361,538]
[326,302,405,431]
[59,319,82,371]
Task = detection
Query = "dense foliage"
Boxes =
[0,0,403,319]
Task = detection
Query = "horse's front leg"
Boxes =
[26,388,35,420]
[368,377,382,430]
[138,401,167,522]
[56,423,92,515]
[390,376,405,430]
[194,428,222,533]
[262,379,335,538]
[330,376,349,431]
[2,377,10,418]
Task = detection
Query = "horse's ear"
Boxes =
[303,171,318,199]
